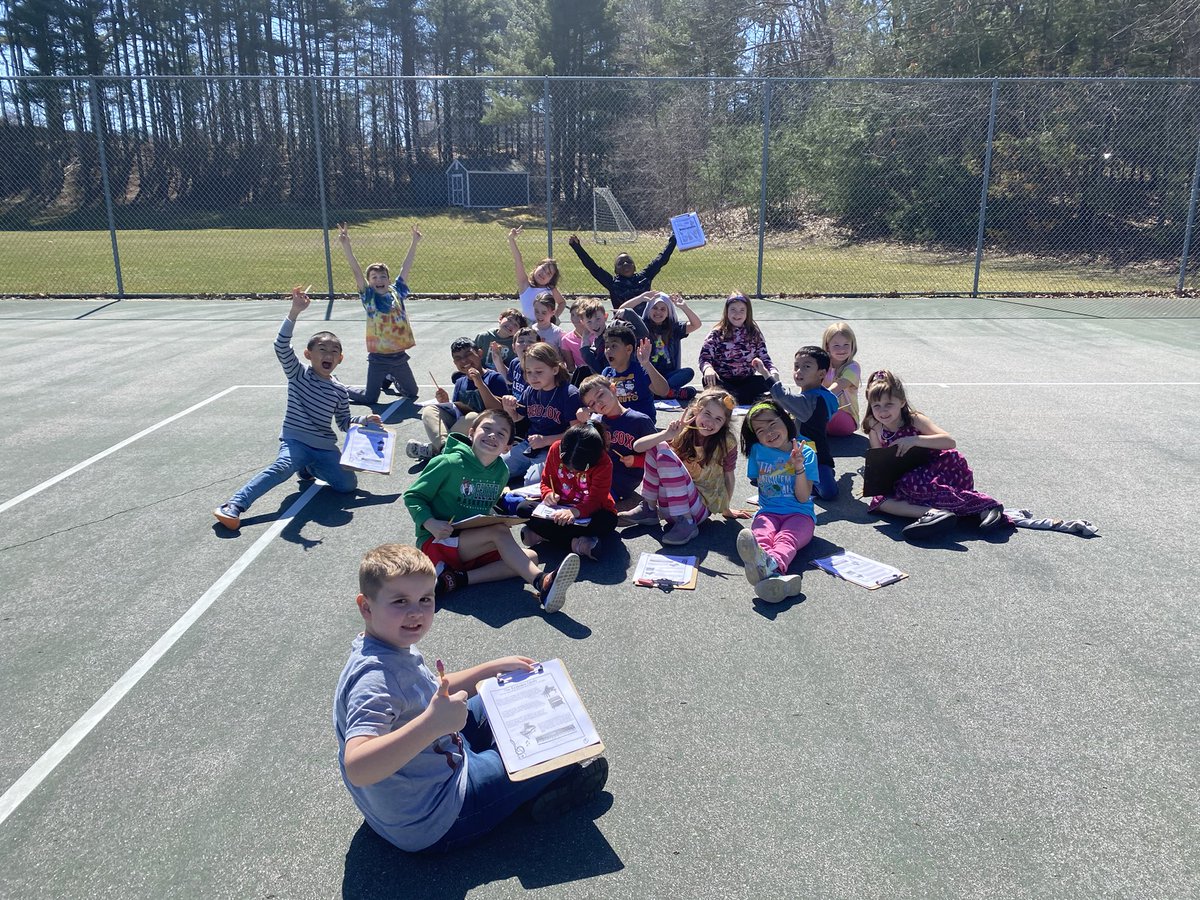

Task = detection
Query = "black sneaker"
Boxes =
[528,756,609,823]
[675,385,698,404]
[436,568,467,597]
[979,506,1004,529]
[297,467,315,484]
[902,508,955,536]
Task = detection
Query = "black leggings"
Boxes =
[716,374,773,406]
[517,501,618,550]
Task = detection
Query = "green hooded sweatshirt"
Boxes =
[404,432,510,547]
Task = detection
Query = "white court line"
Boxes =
[0,391,409,825]
[0,387,244,515]
[0,387,409,515]
[0,482,322,827]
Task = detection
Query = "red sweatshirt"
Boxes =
[541,442,616,518]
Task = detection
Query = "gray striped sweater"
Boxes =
[275,317,366,451]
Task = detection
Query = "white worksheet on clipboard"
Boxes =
[475,658,603,780]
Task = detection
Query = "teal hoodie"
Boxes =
[403,432,510,547]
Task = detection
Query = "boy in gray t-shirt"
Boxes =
[333,544,609,853]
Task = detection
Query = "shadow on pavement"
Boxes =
[341,797,621,899]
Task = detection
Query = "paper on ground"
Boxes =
[633,552,696,585]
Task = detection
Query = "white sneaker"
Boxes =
[736,528,776,584]
[405,439,437,460]
[755,574,803,603]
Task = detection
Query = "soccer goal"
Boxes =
[592,187,638,243]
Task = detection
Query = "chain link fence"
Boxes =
[2,75,1198,297]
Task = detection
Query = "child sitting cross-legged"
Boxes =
[736,400,819,604]
[500,343,582,485]
[408,338,510,461]
[516,422,618,561]
[577,374,656,502]
[334,543,607,854]
[698,292,778,405]
[213,287,379,532]
[628,290,701,402]
[403,408,580,613]
[600,320,669,422]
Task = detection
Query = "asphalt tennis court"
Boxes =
[0,294,1196,900]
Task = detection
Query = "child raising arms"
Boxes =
[508,225,566,320]
[626,388,749,546]
[822,322,862,436]
[863,370,1004,537]
[337,222,421,404]
[630,291,702,399]
[334,544,606,854]
[213,287,378,531]
[736,400,819,603]
[698,292,778,405]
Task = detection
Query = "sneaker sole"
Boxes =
[542,553,580,614]
[620,511,660,526]
[213,509,241,530]
[529,756,609,823]
[902,513,955,536]
[755,574,803,603]
[736,529,772,584]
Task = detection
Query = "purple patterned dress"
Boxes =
[869,424,999,516]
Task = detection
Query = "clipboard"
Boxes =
[476,659,604,781]
[339,423,396,474]
[861,446,935,496]
[450,513,527,530]
[669,212,707,251]
[811,550,908,590]
[632,552,698,590]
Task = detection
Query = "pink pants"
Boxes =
[641,443,709,523]
[827,409,857,436]
[751,512,815,573]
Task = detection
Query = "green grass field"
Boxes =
[0,209,1180,296]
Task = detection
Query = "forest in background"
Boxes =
[1,0,1199,268]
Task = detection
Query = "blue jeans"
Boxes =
[665,368,695,391]
[502,440,548,484]
[231,438,356,511]
[422,696,567,853]
[813,463,838,500]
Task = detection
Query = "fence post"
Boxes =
[1177,129,1200,294]
[89,78,123,298]
[756,79,772,298]
[544,76,553,257]
[310,78,336,319]
[972,78,1000,298]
